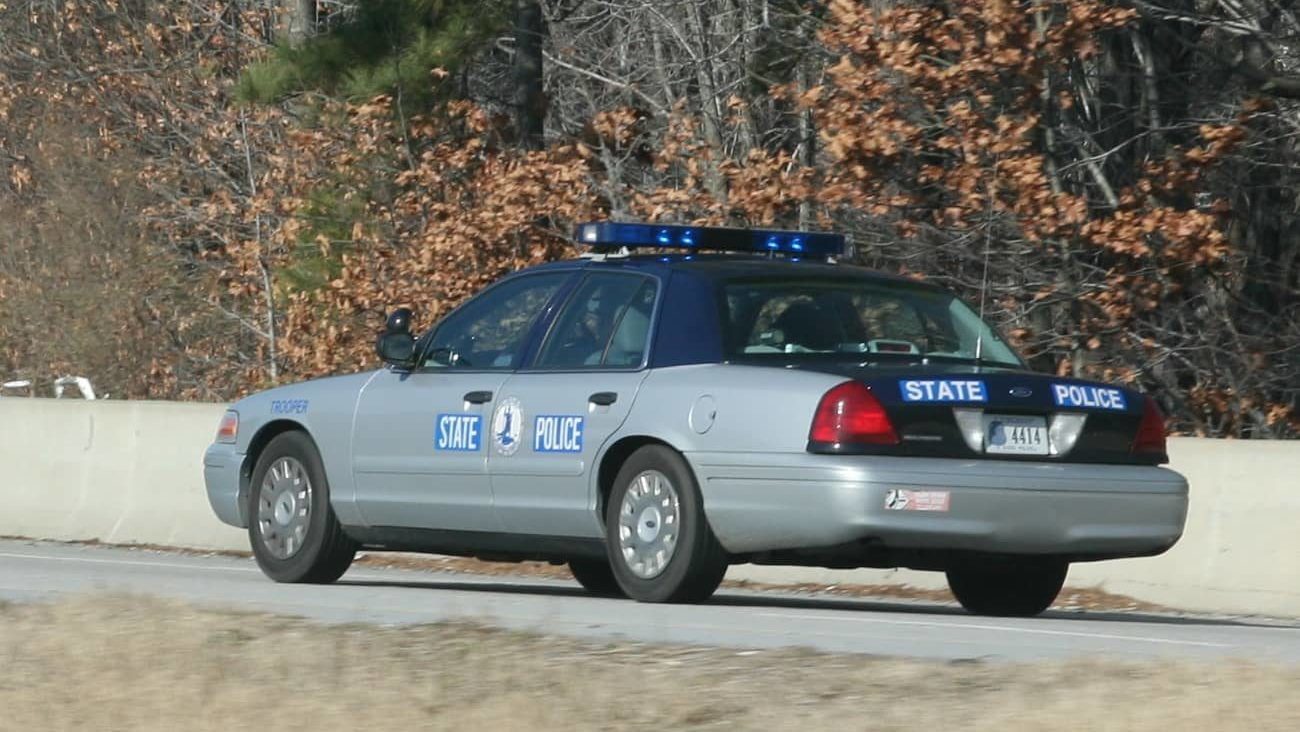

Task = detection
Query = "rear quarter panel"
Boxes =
[607,362,845,465]
[598,363,845,547]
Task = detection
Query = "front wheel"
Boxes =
[945,559,1068,617]
[248,431,357,583]
[604,445,728,603]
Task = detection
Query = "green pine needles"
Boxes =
[237,0,509,109]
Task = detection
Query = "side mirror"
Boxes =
[376,308,417,368]
[377,332,416,366]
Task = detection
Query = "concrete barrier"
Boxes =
[0,399,1296,616]
[0,398,245,551]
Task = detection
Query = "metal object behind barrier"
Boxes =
[0,380,34,398]
[1,377,101,399]
[53,376,97,400]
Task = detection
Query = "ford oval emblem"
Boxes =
[1009,386,1033,398]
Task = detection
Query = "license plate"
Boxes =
[983,415,1048,455]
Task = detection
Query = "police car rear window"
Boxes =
[720,279,1021,366]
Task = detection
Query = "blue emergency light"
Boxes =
[575,221,846,258]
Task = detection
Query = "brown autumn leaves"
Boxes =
[0,0,1293,435]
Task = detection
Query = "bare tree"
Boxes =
[287,0,316,45]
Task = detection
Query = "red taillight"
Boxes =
[1131,396,1167,460]
[809,381,899,447]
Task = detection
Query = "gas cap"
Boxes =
[689,395,717,434]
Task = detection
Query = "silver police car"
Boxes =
[203,222,1188,616]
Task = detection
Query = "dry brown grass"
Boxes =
[0,595,1296,731]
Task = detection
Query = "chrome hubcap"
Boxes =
[618,470,680,579]
[257,457,312,559]
[273,492,296,525]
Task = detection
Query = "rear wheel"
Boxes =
[945,559,1068,617]
[567,558,623,597]
[604,445,728,603]
[248,431,357,583]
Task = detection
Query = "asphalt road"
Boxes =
[1,539,1297,663]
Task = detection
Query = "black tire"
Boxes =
[568,558,624,597]
[248,431,357,583]
[945,558,1068,617]
[604,445,729,603]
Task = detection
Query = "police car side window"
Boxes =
[535,273,656,370]
[603,280,656,367]
[423,273,568,370]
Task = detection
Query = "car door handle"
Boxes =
[463,390,494,404]
[588,392,618,406]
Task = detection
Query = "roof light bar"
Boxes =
[574,222,845,258]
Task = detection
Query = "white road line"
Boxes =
[753,611,1228,648]
[0,551,261,573]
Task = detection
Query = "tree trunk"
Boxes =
[287,0,315,46]
[796,14,815,230]
[513,0,546,151]
[688,2,729,204]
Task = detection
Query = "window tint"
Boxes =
[535,273,657,369]
[722,279,1021,366]
[423,273,569,370]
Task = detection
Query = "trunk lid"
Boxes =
[804,363,1158,465]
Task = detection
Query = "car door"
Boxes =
[489,271,659,537]
[351,271,572,531]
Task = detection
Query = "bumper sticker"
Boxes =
[884,489,951,512]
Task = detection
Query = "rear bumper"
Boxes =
[203,442,248,528]
[687,452,1188,560]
